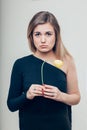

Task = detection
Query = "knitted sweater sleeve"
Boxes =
[7,59,29,112]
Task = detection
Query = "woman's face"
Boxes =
[33,23,56,53]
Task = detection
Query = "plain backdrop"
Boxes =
[1,0,87,130]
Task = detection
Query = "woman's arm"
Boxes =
[61,56,81,105]
[7,60,29,112]
[43,56,81,106]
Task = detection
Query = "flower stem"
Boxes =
[41,61,45,85]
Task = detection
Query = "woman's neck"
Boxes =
[34,51,57,61]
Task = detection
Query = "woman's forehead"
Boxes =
[33,23,54,32]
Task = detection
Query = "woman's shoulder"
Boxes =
[13,54,34,67]
[64,55,76,72]
[63,55,76,74]
[15,54,33,63]
[63,54,74,63]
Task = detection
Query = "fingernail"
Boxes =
[42,89,44,95]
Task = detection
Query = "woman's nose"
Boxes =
[41,35,46,43]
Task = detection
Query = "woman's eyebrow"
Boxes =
[33,31,41,34]
[33,31,54,33]
[45,31,54,33]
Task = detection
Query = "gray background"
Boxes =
[1,0,87,130]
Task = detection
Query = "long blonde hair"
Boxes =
[27,11,71,59]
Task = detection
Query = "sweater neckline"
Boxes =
[31,54,66,76]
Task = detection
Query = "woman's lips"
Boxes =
[40,45,48,48]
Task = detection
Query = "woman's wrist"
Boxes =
[59,92,80,106]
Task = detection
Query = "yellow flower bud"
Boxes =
[53,60,63,68]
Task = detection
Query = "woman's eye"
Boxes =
[46,32,52,36]
[35,33,40,36]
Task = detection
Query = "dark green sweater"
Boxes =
[7,55,71,130]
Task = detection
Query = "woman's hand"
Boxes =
[26,84,44,100]
[43,84,62,101]
[26,84,63,103]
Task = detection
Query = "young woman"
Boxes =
[7,11,80,130]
